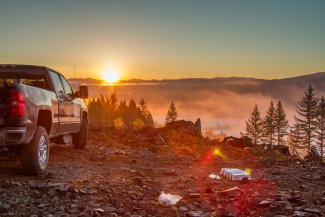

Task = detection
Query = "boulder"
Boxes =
[273,145,290,155]
[223,136,252,148]
[164,119,202,136]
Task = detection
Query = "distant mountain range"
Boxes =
[69,71,325,88]
[69,72,325,102]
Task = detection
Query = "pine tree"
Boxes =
[97,97,105,125]
[107,92,118,125]
[263,101,276,145]
[274,101,289,145]
[88,97,105,125]
[109,92,118,113]
[288,122,306,157]
[88,97,97,124]
[139,99,154,127]
[99,94,105,105]
[292,85,319,151]
[316,96,325,158]
[165,101,177,125]
[102,96,110,125]
[126,99,139,123]
[117,100,128,122]
[245,104,263,145]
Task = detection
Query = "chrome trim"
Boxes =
[4,127,27,142]
[59,122,72,125]
[7,129,27,133]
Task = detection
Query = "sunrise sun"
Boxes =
[102,68,120,83]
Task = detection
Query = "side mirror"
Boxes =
[79,86,88,99]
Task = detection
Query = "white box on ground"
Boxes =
[220,168,251,181]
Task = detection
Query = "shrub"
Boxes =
[114,118,124,129]
[133,118,144,130]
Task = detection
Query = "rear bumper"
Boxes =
[0,127,27,146]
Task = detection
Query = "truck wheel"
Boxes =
[21,126,49,175]
[72,118,88,149]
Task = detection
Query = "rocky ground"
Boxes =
[0,125,324,217]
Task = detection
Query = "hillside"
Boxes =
[0,124,324,217]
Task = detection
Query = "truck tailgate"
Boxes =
[0,129,5,145]
[0,86,10,126]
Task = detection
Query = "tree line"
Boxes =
[88,93,154,128]
[245,85,324,158]
[88,92,180,129]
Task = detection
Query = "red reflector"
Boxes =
[10,91,26,117]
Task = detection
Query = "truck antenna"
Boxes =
[74,65,77,91]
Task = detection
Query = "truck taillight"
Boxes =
[10,91,26,117]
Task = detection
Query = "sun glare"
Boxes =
[102,68,120,83]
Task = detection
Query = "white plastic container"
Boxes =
[159,192,182,207]
[209,173,221,180]
[220,168,251,181]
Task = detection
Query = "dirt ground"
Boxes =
[0,126,324,217]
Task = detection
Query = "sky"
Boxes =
[0,0,324,80]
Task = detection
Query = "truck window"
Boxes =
[60,75,73,95]
[49,71,64,95]
[0,71,50,90]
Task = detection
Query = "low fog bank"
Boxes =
[84,73,325,137]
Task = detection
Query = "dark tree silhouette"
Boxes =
[110,92,118,112]
[127,99,139,123]
[316,96,325,158]
[87,98,97,123]
[292,85,319,151]
[117,100,128,122]
[88,97,105,125]
[139,99,154,127]
[107,92,118,125]
[288,124,304,157]
[165,101,177,125]
[245,104,263,145]
[263,101,276,145]
[274,101,289,145]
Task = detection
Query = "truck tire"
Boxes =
[72,118,88,149]
[21,126,49,175]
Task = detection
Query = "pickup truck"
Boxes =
[0,65,89,175]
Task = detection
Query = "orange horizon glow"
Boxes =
[1,1,325,81]
[102,67,121,84]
